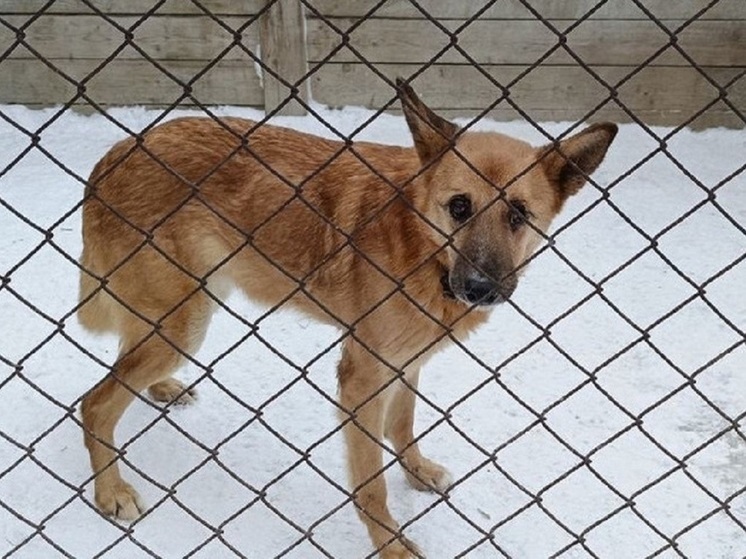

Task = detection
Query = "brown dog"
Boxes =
[78,81,616,558]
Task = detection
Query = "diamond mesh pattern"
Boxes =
[1,1,744,558]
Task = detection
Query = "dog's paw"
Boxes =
[95,480,145,521]
[380,536,423,559]
[404,457,452,493]
[148,378,197,406]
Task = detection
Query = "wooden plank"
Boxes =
[438,107,746,130]
[2,14,261,61]
[0,0,264,15]
[306,0,746,21]
[259,0,308,115]
[0,58,264,106]
[10,103,741,130]
[309,63,746,127]
[4,0,741,19]
[307,18,746,67]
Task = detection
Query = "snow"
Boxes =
[0,102,744,558]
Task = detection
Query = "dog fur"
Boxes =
[78,81,617,558]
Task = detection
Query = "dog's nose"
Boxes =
[463,275,499,304]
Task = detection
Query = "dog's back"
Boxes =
[78,117,427,335]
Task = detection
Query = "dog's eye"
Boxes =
[448,194,472,223]
[508,201,529,231]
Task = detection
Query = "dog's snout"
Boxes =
[454,266,518,306]
[463,274,499,305]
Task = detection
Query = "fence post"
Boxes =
[260,0,309,116]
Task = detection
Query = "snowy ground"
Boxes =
[0,102,744,559]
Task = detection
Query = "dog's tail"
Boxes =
[77,152,125,335]
[77,217,121,334]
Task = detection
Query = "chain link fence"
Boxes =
[1,1,744,558]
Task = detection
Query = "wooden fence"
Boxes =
[1,0,744,128]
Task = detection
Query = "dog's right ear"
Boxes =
[397,78,459,166]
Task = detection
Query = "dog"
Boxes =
[77,79,617,558]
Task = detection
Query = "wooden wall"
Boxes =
[307,0,746,128]
[0,0,744,128]
[0,0,266,108]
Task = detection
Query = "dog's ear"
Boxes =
[540,123,618,199]
[397,78,459,165]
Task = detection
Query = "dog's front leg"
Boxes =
[384,369,452,493]
[338,340,421,559]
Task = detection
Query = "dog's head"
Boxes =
[398,79,617,307]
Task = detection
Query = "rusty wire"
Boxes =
[0,0,744,558]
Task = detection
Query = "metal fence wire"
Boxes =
[1,0,745,558]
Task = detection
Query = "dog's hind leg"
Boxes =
[338,340,421,559]
[384,369,452,493]
[81,291,211,520]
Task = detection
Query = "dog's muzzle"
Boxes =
[444,269,516,307]
[463,275,503,305]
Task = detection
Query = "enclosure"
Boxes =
[1,0,745,558]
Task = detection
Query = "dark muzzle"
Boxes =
[451,268,517,306]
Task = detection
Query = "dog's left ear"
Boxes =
[397,78,459,166]
[540,123,618,199]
